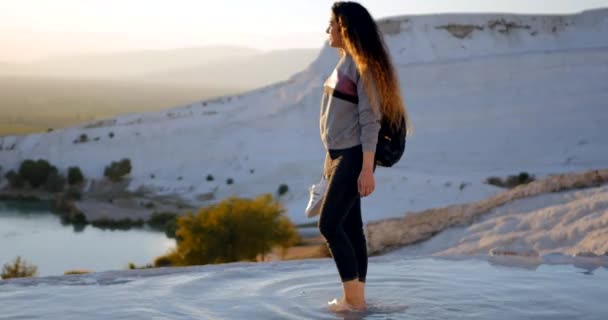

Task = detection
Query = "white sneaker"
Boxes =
[305,176,328,218]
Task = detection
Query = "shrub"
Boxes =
[153,256,172,267]
[5,170,24,188]
[44,168,66,193]
[68,209,87,225]
[19,159,53,189]
[127,262,153,270]
[64,187,82,200]
[148,212,177,231]
[91,218,144,230]
[164,219,178,238]
[206,174,214,181]
[57,205,87,225]
[486,176,502,186]
[104,158,132,182]
[108,132,115,138]
[78,134,88,143]
[226,178,234,185]
[69,191,82,201]
[67,166,85,185]
[168,194,299,266]
[153,252,181,268]
[512,172,534,186]
[277,184,289,196]
[64,270,91,275]
[485,172,535,189]
[1,256,38,279]
[18,160,36,184]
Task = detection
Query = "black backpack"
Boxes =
[375,115,407,167]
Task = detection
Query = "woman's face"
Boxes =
[326,15,343,48]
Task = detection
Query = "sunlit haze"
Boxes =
[1,0,607,61]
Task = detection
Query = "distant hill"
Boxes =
[0,75,243,135]
[0,46,320,135]
[1,45,262,78]
[0,46,320,88]
[138,48,321,88]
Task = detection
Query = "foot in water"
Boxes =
[328,298,366,313]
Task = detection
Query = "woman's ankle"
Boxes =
[342,279,366,308]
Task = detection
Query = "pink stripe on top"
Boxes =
[325,69,357,97]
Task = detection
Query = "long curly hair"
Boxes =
[332,1,412,134]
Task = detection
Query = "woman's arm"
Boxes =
[362,152,375,172]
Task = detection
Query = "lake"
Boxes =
[0,200,176,276]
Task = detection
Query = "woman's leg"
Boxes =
[343,197,367,283]
[318,154,360,283]
[338,196,366,310]
[318,146,366,310]
[344,161,375,284]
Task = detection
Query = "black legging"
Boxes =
[318,144,372,283]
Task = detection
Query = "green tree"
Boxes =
[164,194,298,266]
[5,170,24,188]
[19,159,52,188]
[67,166,85,185]
[44,167,66,192]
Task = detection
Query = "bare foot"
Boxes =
[328,298,351,312]
[347,299,366,312]
[328,298,366,313]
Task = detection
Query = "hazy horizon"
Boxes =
[2,0,608,62]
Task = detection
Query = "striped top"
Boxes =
[320,54,381,152]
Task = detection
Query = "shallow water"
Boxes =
[0,200,175,276]
[1,256,606,319]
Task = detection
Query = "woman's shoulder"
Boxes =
[338,54,359,81]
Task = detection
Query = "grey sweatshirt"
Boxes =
[319,54,381,153]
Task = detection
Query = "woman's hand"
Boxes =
[359,151,376,197]
[358,166,375,197]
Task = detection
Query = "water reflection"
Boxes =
[0,200,175,276]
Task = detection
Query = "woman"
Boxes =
[317,1,411,312]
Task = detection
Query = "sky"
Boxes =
[1,0,607,62]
